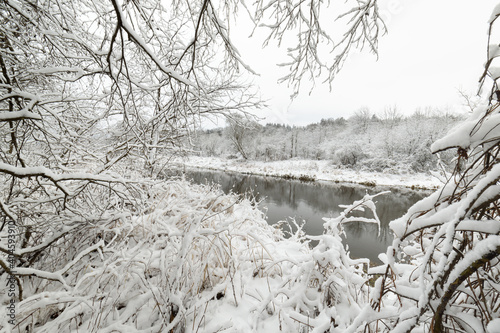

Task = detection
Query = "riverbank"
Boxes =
[172,156,443,190]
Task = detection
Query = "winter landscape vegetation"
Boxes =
[0,1,499,333]
[183,108,463,187]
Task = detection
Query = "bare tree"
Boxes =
[458,87,481,113]
[226,113,260,159]
[0,0,388,331]
[380,104,403,128]
[0,1,262,318]
[352,106,372,133]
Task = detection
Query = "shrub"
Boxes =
[332,145,367,167]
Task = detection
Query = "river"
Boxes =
[169,168,430,263]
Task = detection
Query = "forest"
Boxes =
[0,1,499,332]
[192,108,464,174]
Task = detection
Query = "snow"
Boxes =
[15,226,78,256]
[490,66,500,80]
[488,319,500,333]
[0,162,128,183]
[111,0,194,87]
[490,3,500,23]
[444,236,500,294]
[489,44,500,59]
[173,156,441,190]
[0,110,41,121]
[0,178,382,332]
[431,105,500,153]
[29,67,84,76]
[457,219,500,233]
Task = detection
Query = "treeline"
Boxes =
[191,108,464,173]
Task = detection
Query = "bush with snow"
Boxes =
[359,103,500,331]
[332,145,367,168]
[1,178,392,332]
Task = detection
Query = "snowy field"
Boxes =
[172,156,442,190]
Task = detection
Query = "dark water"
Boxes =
[169,169,430,263]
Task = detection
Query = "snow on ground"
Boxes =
[2,179,373,332]
[173,156,442,190]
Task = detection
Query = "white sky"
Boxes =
[228,0,500,126]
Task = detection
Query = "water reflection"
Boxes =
[168,169,429,263]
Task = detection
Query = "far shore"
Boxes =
[171,156,443,191]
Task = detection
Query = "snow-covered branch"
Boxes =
[254,0,386,96]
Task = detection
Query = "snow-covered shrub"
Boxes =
[409,144,436,172]
[359,157,399,173]
[228,191,387,332]
[306,192,388,330]
[0,176,376,332]
[312,147,326,160]
[332,145,367,167]
[0,174,394,333]
[347,9,500,330]
[0,180,284,332]
[356,102,500,331]
[258,144,289,162]
[341,12,500,330]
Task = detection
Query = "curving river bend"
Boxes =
[171,169,431,263]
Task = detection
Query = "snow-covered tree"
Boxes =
[225,113,260,159]
[0,0,261,310]
[356,7,500,332]
[0,0,387,331]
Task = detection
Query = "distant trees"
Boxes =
[193,110,462,173]
[380,104,403,128]
[333,144,367,167]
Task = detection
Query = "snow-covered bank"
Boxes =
[173,156,442,190]
[3,179,376,332]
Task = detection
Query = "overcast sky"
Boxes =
[228,0,499,126]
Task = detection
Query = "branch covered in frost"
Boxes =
[364,6,500,330]
[432,237,500,333]
[254,0,386,96]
